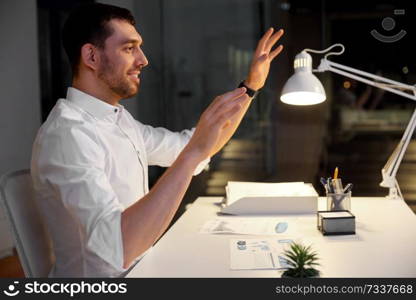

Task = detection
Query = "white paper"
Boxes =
[230,239,293,270]
[200,218,297,235]
[225,181,317,206]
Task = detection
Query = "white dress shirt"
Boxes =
[31,87,209,277]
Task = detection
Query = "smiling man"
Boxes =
[31,3,284,277]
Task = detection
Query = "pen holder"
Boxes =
[326,191,351,211]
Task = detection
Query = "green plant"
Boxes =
[281,242,320,278]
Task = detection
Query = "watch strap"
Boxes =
[238,81,259,98]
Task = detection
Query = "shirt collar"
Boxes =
[66,87,123,122]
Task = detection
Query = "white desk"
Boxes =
[127,197,416,277]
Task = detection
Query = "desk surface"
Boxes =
[127,197,416,277]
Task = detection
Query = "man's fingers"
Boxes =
[264,29,284,53]
[254,27,274,56]
[269,45,284,61]
[212,93,249,116]
[221,87,247,102]
[208,87,246,114]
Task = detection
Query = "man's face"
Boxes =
[97,19,148,99]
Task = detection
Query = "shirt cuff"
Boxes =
[86,208,126,272]
[188,128,210,176]
[193,156,210,176]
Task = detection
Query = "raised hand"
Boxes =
[245,28,284,91]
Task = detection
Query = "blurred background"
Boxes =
[1,0,415,276]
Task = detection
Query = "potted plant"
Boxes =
[281,242,320,278]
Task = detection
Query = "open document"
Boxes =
[230,238,293,270]
[200,217,298,235]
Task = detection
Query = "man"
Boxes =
[31,3,284,277]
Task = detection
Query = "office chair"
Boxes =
[0,169,54,277]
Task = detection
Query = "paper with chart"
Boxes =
[230,238,293,270]
[199,218,298,235]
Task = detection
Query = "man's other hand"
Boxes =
[245,28,284,91]
[184,87,250,161]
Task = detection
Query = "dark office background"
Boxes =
[1,0,416,270]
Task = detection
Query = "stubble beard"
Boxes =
[97,52,139,99]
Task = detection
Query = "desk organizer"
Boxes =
[317,210,355,235]
[326,191,351,211]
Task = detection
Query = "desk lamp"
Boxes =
[280,44,416,201]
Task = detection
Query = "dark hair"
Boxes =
[62,3,136,76]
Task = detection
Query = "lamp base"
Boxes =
[386,184,404,201]
[385,194,403,201]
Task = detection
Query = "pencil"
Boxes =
[334,167,339,179]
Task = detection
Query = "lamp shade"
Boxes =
[280,51,326,105]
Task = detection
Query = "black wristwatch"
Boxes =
[238,81,259,98]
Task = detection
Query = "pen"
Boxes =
[343,183,353,193]
[320,177,327,192]
[332,178,343,194]
[326,177,333,193]
[333,167,339,179]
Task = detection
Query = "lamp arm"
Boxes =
[317,59,416,101]
[382,108,416,179]
[316,58,416,200]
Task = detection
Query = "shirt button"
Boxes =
[114,109,118,113]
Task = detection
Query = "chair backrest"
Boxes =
[0,170,54,277]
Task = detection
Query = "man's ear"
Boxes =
[80,43,100,71]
